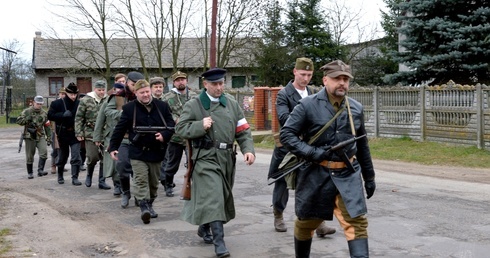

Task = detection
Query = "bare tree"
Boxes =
[167,0,197,72]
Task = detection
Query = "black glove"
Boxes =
[63,110,73,118]
[364,180,376,199]
[310,147,330,163]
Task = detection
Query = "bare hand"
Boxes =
[110,150,118,161]
[202,116,214,130]
[155,132,164,142]
[77,136,84,141]
[95,141,101,147]
[243,153,255,165]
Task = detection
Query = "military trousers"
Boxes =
[115,143,133,180]
[160,141,186,180]
[269,145,290,213]
[294,194,368,241]
[24,138,48,164]
[130,159,160,201]
[57,141,81,167]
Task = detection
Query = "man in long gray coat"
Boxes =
[176,68,255,258]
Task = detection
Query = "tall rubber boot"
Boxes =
[85,164,95,187]
[98,164,111,190]
[210,221,230,258]
[71,165,82,186]
[294,237,312,258]
[348,238,369,258]
[139,199,151,224]
[37,158,48,176]
[164,175,175,197]
[197,223,213,244]
[273,207,287,232]
[148,199,158,218]
[120,177,131,208]
[27,164,34,179]
[57,166,65,184]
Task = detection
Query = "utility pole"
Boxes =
[0,47,17,116]
[210,0,218,68]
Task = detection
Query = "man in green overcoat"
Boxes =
[176,68,255,258]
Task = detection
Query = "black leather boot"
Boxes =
[210,221,230,258]
[197,223,213,244]
[98,164,111,190]
[140,199,151,224]
[85,164,95,187]
[120,177,131,208]
[27,164,34,179]
[57,166,65,184]
[294,237,312,258]
[71,165,82,186]
[164,175,175,197]
[148,199,158,218]
[348,238,369,258]
[37,158,48,176]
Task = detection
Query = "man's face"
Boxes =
[127,80,136,92]
[151,83,164,97]
[135,87,152,104]
[59,93,66,99]
[323,75,350,99]
[293,68,313,88]
[173,77,187,91]
[116,77,126,85]
[204,80,224,98]
[33,102,43,110]
[94,88,106,98]
[67,92,78,101]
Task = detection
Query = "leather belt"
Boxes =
[193,140,233,150]
[319,156,355,169]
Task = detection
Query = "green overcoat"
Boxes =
[176,91,255,225]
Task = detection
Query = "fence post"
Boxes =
[253,87,268,130]
[420,86,426,141]
[270,87,281,133]
[373,87,379,137]
[476,84,484,149]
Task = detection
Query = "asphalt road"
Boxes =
[0,126,489,258]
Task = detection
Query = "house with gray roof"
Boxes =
[32,32,257,96]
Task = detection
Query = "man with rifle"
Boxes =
[109,79,175,224]
[17,96,52,179]
[280,60,376,258]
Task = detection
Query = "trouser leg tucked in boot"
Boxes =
[139,199,151,224]
[164,175,175,197]
[57,166,65,184]
[148,199,158,218]
[27,164,34,179]
[197,223,213,244]
[348,238,369,258]
[85,164,95,187]
[71,165,82,186]
[315,221,336,237]
[273,207,287,232]
[210,221,230,258]
[37,158,48,176]
[120,177,131,208]
[98,164,111,190]
[294,237,312,258]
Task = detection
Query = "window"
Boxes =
[49,77,64,96]
[231,76,246,88]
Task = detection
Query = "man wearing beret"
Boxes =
[109,79,175,224]
[280,60,376,257]
[17,96,52,179]
[104,71,144,208]
[93,80,127,196]
[75,80,113,190]
[176,68,255,258]
[160,71,197,197]
[268,57,336,236]
[48,82,82,185]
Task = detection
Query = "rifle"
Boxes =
[181,140,194,200]
[267,134,366,185]
[18,132,24,153]
[132,126,175,142]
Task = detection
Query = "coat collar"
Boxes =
[199,90,227,110]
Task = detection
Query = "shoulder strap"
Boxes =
[307,106,345,144]
[131,102,168,128]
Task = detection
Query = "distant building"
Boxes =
[32,32,257,96]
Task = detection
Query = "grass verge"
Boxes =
[0,228,12,256]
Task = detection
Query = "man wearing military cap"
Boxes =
[75,80,113,190]
[160,70,197,197]
[48,82,82,185]
[17,96,52,179]
[109,79,175,224]
[281,59,376,257]
[176,67,255,257]
[268,57,336,236]
[149,77,166,100]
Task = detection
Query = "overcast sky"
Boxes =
[1,0,387,61]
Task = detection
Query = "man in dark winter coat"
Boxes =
[48,83,82,185]
[109,79,175,224]
[280,60,376,258]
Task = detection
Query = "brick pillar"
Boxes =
[270,87,282,133]
[254,87,268,130]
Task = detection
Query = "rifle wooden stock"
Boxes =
[181,140,193,200]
